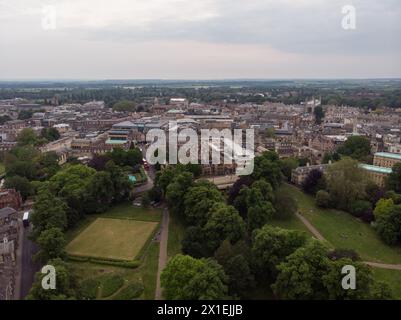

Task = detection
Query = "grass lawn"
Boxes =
[280,184,401,264]
[71,242,159,300]
[372,268,401,300]
[0,162,5,175]
[66,217,158,261]
[268,215,312,235]
[67,202,162,299]
[167,213,186,259]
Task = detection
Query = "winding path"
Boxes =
[155,208,169,300]
[294,211,401,270]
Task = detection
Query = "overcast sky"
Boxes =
[0,0,400,79]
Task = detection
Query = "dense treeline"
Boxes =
[151,152,391,300]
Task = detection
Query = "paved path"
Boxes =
[294,211,401,271]
[295,212,325,241]
[155,208,169,300]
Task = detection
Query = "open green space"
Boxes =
[72,241,159,300]
[66,202,161,299]
[280,184,401,264]
[66,217,158,261]
[372,268,401,300]
[0,162,5,176]
[167,212,186,259]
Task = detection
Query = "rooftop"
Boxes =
[359,164,392,174]
[375,152,401,161]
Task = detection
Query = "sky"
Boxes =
[0,0,400,80]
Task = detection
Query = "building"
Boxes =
[0,189,22,211]
[373,152,401,168]
[359,164,392,188]
[291,164,329,186]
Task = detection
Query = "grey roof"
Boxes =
[0,207,17,219]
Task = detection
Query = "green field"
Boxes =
[280,184,401,264]
[66,218,158,261]
[66,202,162,299]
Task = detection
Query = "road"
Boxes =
[295,211,401,270]
[19,226,41,299]
[155,208,169,300]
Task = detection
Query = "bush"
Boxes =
[80,279,100,300]
[350,200,372,218]
[316,190,330,208]
[112,282,144,300]
[328,248,360,261]
[99,275,125,298]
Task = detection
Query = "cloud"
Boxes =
[0,0,400,78]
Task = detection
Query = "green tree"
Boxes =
[314,106,325,124]
[316,190,331,208]
[373,198,394,219]
[374,205,401,245]
[161,254,228,300]
[279,158,299,181]
[272,241,332,300]
[4,175,33,200]
[166,172,193,217]
[41,127,60,142]
[273,192,298,220]
[27,258,78,300]
[31,189,68,239]
[203,203,245,253]
[36,227,66,262]
[251,151,283,189]
[337,136,371,161]
[112,100,136,112]
[325,158,367,211]
[183,181,224,226]
[17,128,38,146]
[252,225,307,278]
[387,163,401,193]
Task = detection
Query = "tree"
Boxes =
[88,154,112,171]
[41,127,60,142]
[316,190,331,208]
[314,106,325,124]
[273,192,298,220]
[301,169,326,195]
[223,254,254,298]
[112,100,136,112]
[252,225,307,278]
[373,198,394,219]
[4,175,33,200]
[246,181,275,231]
[322,258,392,300]
[272,240,392,300]
[337,136,371,161]
[161,254,228,300]
[374,205,401,245]
[387,163,401,193]
[203,203,245,253]
[27,258,78,300]
[165,172,193,217]
[350,200,372,218]
[183,181,224,226]
[85,171,114,213]
[251,151,283,189]
[31,189,68,240]
[272,241,333,300]
[182,226,208,258]
[17,128,38,146]
[279,158,299,181]
[125,148,143,167]
[325,159,367,212]
[36,227,66,262]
